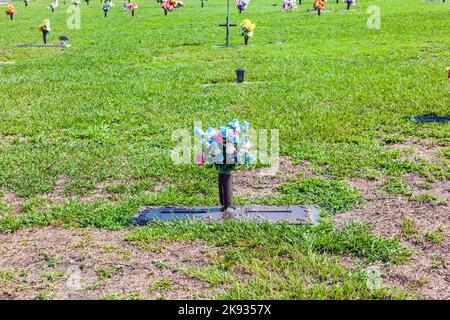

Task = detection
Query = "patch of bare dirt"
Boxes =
[384,138,447,161]
[42,175,68,205]
[0,191,23,217]
[338,178,449,299]
[336,137,449,299]
[233,156,315,200]
[78,178,120,203]
[0,227,221,300]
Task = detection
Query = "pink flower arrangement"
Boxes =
[161,2,174,10]
[126,2,138,10]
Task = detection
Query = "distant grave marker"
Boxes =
[59,35,70,44]
[17,43,71,48]
[411,116,450,123]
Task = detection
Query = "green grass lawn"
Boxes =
[0,0,449,299]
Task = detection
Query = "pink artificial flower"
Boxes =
[195,154,204,165]
[214,133,222,144]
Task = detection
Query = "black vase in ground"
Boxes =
[43,30,49,44]
[347,2,350,10]
[244,36,249,45]
[235,68,245,83]
[132,9,135,16]
[164,9,167,15]
[218,172,233,211]
[318,9,321,16]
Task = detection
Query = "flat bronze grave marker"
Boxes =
[133,205,320,225]
[17,44,71,48]
[411,115,450,123]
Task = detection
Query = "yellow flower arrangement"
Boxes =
[241,19,256,33]
[315,0,325,10]
[5,4,16,17]
[38,19,51,32]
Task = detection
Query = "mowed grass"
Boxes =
[0,0,448,299]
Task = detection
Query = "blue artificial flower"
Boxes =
[240,121,249,132]
[215,154,224,163]
[206,128,217,139]
[229,134,238,144]
[194,127,204,139]
[220,127,228,138]
[245,154,255,163]
[230,119,240,129]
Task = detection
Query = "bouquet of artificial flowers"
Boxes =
[343,0,355,10]
[160,0,177,14]
[125,2,137,16]
[5,4,16,20]
[194,119,254,169]
[38,19,51,44]
[48,0,59,12]
[194,119,254,211]
[282,0,296,12]
[240,19,255,45]
[103,3,109,16]
[235,0,250,13]
[314,0,325,15]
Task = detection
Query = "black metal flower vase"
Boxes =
[10,15,13,21]
[164,9,167,15]
[244,36,249,45]
[51,7,54,12]
[104,11,107,17]
[132,9,135,16]
[43,30,49,44]
[347,3,351,10]
[86,0,90,5]
[318,9,321,16]
[218,172,233,211]
[25,2,28,7]
[235,68,245,83]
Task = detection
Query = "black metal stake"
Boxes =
[318,8,321,16]
[132,9,135,16]
[164,9,167,15]
[347,2,350,10]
